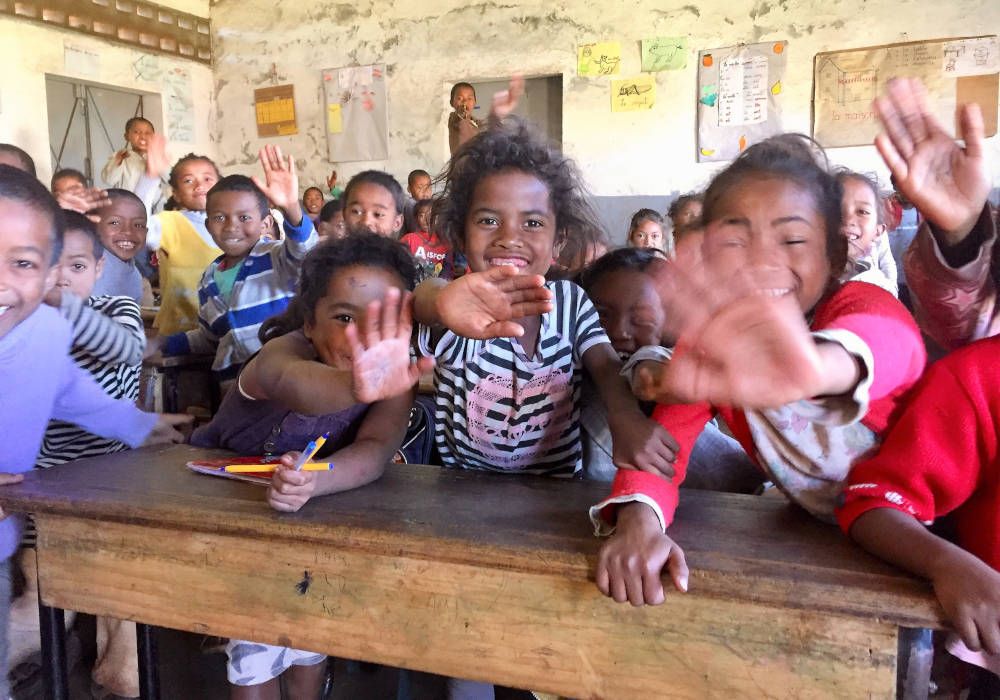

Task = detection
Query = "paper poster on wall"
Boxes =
[813,36,999,147]
[611,75,656,112]
[254,85,298,138]
[321,64,389,163]
[162,65,194,143]
[697,41,787,162]
[641,37,688,72]
[578,42,622,77]
[132,54,161,83]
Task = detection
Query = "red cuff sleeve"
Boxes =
[599,469,679,528]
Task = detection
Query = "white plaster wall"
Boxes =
[209,0,1000,197]
[0,4,214,186]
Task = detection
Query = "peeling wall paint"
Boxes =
[209,0,1000,196]
[0,0,214,185]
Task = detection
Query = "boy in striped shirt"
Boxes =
[147,145,317,385]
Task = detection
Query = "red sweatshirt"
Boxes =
[837,336,1000,570]
[592,282,927,531]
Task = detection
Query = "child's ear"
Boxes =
[875,223,887,239]
[261,213,274,236]
[94,255,105,281]
[552,229,569,256]
[393,212,404,235]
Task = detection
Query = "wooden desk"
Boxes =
[0,445,943,699]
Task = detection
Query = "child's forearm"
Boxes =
[61,295,145,366]
[308,437,392,496]
[279,201,304,227]
[586,345,645,421]
[263,360,360,415]
[814,340,863,398]
[413,277,449,326]
[849,507,970,582]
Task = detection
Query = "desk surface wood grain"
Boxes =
[0,444,942,629]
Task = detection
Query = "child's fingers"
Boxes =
[279,452,302,469]
[482,321,525,338]
[667,545,690,593]
[639,561,666,606]
[362,299,383,348]
[874,91,915,160]
[273,466,311,489]
[888,77,930,146]
[344,321,365,359]
[494,272,549,294]
[977,616,1000,657]
[397,292,415,338]
[509,299,555,319]
[0,473,24,487]
[249,175,268,195]
[414,356,436,375]
[257,147,273,176]
[958,102,986,160]
[595,563,611,597]
[874,133,908,182]
[502,286,555,306]
[957,613,983,652]
[380,287,401,340]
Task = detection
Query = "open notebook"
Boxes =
[186,457,280,486]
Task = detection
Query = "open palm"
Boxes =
[251,144,298,212]
[347,289,434,403]
[436,267,553,339]
[874,78,990,239]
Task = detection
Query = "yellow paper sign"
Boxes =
[578,41,622,77]
[327,103,343,134]
[611,75,656,112]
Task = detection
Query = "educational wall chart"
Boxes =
[641,37,688,72]
[813,36,999,147]
[697,41,787,162]
[321,64,389,163]
[254,84,297,138]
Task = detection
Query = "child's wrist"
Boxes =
[281,203,304,227]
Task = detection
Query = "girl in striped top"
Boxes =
[414,118,678,478]
[35,211,145,469]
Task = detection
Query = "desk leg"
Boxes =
[136,623,161,700]
[897,627,933,700]
[37,601,68,700]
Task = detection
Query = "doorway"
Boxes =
[45,76,162,186]
[466,74,563,146]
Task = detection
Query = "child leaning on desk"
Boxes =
[0,165,191,699]
[189,231,432,699]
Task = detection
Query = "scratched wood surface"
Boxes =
[37,514,899,699]
[0,444,942,628]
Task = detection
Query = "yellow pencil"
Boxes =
[223,462,333,473]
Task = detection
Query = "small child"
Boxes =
[448,82,481,155]
[148,145,318,384]
[667,192,702,232]
[101,117,168,210]
[414,117,677,700]
[135,134,222,334]
[403,168,432,232]
[13,211,147,698]
[90,188,149,302]
[316,198,346,240]
[0,165,188,697]
[578,248,760,490]
[0,144,35,176]
[837,170,898,296]
[190,233,429,699]
[302,185,325,223]
[627,208,666,252]
[326,169,344,199]
[50,168,88,199]
[400,199,454,281]
[341,170,405,238]
[590,135,927,607]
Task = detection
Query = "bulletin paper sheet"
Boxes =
[813,36,999,147]
[697,41,788,162]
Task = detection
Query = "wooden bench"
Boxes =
[0,444,943,699]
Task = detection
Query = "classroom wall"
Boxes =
[0,0,214,186]
[209,0,1000,204]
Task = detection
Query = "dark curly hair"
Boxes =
[702,133,847,275]
[667,192,703,221]
[342,170,405,215]
[62,210,103,259]
[578,247,662,293]
[259,231,418,343]
[168,153,220,189]
[207,174,270,218]
[432,117,606,269]
[0,144,36,177]
[0,164,64,262]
